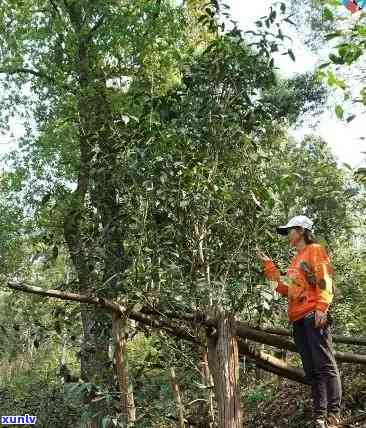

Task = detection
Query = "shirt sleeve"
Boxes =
[262,260,289,297]
[310,245,334,312]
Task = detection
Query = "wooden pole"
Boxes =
[207,314,242,428]
[112,313,136,425]
[170,367,185,428]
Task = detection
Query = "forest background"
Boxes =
[0,0,366,427]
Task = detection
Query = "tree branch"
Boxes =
[150,306,366,359]
[49,0,62,19]
[0,67,54,81]
[7,281,124,313]
[6,281,199,344]
[232,321,366,366]
[141,306,206,323]
[63,0,69,8]
[0,67,73,91]
[147,304,366,366]
[135,305,366,366]
[143,307,366,347]
[7,278,311,384]
[86,15,106,42]
[7,281,366,366]
[237,340,308,385]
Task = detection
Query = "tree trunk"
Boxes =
[112,313,136,425]
[80,307,111,384]
[200,350,215,426]
[207,314,242,428]
[62,5,122,425]
[170,367,185,428]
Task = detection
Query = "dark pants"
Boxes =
[292,312,342,420]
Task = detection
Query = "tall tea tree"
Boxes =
[112,31,328,424]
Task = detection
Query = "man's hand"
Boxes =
[315,310,328,328]
[256,245,271,262]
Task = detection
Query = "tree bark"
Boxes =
[170,367,185,428]
[80,307,111,384]
[112,313,136,426]
[207,314,242,428]
[200,350,215,426]
[61,8,113,427]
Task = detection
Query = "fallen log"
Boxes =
[257,325,366,347]
[7,281,200,344]
[142,306,366,347]
[237,340,308,385]
[141,310,366,367]
[7,282,366,367]
[231,322,366,366]
[6,281,352,386]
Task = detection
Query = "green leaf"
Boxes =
[325,0,342,6]
[342,163,353,171]
[355,24,366,37]
[322,8,334,22]
[325,31,343,41]
[346,114,356,123]
[318,61,331,69]
[329,53,345,65]
[335,105,344,119]
[355,167,366,176]
[269,10,277,22]
[327,71,346,89]
[287,49,295,62]
[361,87,366,104]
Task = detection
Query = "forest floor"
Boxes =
[242,364,366,428]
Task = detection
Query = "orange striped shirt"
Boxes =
[262,243,334,322]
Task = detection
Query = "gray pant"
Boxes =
[292,312,342,419]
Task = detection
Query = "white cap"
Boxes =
[277,215,314,235]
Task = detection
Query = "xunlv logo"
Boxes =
[1,414,37,424]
